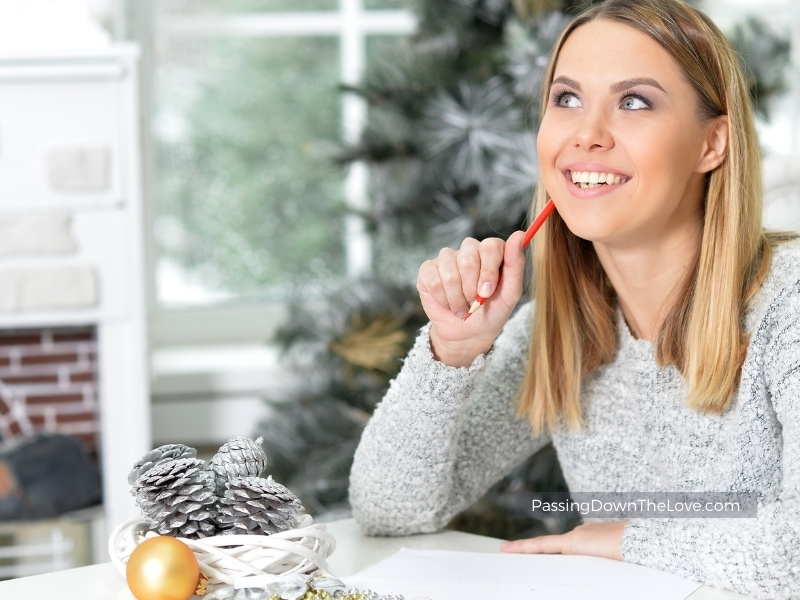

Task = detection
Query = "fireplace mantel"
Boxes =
[0,45,150,539]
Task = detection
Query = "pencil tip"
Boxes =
[467,299,482,314]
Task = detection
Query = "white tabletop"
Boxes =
[0,518,752,599]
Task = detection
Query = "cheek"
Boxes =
[629,123,701,181]
[536,120,561,177]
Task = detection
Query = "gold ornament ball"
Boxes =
[126,536,200,600]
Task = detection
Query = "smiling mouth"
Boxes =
[569,170,630,189]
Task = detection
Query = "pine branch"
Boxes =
[729,17,791,120]
[505,12,570,111]
[420,77,523,188]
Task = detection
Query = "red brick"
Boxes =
[0,357,9,367]
[21,353,79,366]
[0,399,9,415]
[0,374,59,385]
[26,393,84,405]
[69,372,96,383]
[0,334,41,347]
[56,411,96,424]
[28,415,46,427]
[52,331,94,343]
[8,422,22,436]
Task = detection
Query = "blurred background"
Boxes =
[0,0,798,579]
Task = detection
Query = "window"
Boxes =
[703,0,800,154]
[127,1,415,445]
[134,0,415,345]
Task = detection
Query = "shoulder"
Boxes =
[765,239,800,286]
[746,239,800,333]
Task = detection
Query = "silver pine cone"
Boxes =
[132,457,218,538]
[209,436,268,496]
[216,475,304,536]
[128,443,197,485]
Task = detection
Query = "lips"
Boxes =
[561,163,632,192]
[559,164,631,198]
[570,170,631,188]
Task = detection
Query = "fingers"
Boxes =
[500,535,567,555]
[417,249,470,319]
[417,237,506,318]
[496,230,526,301]
[500,522,626,561]
[456,238,481,305]
[475,238,505,300]
[439,249,470,319]
[418,259,449,308]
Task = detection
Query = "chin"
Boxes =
[558,217,617,244]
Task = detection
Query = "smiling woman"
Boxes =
[349,0,800,597]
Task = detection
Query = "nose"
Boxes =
[573,107,614,152]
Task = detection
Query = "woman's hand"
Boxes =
[500,521,627,562]
[417,230,527,367]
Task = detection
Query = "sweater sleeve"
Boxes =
[349,304,549,536]
[621,282,800,599]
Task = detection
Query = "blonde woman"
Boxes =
[349,0,800,597]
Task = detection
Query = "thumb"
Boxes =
[497,230,526,300]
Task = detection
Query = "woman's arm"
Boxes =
[349,304,551,536]
[621,282,800,600]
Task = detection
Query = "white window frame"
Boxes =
[132,1,415,347]
[702,0,800,154]
[125,2,416,445]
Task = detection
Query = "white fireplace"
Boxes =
[0,45,150,547]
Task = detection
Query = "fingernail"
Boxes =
[500,541,512,550]
[456,310,467,320]
[479,282,492,297]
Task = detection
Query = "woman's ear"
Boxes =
[696,115,729,173]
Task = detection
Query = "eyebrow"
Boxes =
[551,76,667,94]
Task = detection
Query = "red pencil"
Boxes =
[465,198,556,319]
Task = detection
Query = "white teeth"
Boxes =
[570,170,628,186]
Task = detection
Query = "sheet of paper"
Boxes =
[343,548,703,600]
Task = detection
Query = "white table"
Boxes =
[0,518,752,599]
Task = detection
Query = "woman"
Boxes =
[348,0,800,597]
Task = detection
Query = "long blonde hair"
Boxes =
[518,0,780,433]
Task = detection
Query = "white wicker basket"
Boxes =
[109,514,336,589]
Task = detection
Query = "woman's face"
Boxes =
[537,19,725,249]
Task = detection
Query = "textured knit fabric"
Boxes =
[349,242,800,599]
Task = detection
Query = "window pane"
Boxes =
[152,35,345,306]
[366,34,406,59]
[156,0,338,15]
[364,0,408,8]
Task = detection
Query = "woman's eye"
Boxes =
[557,93,581,108]
[621,95,649,110]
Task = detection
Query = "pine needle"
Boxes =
[329,314,408,374]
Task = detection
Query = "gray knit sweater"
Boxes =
[349,242,800,599]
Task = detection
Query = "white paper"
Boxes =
[344,548,702,600]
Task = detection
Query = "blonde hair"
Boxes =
[518,0,785,434]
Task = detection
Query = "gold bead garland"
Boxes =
[265,593,390,600]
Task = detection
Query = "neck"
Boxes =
[593,226,701,342]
